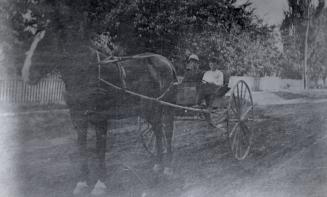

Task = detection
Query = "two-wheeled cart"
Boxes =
[97,55,254,160]
[139,79,254,160]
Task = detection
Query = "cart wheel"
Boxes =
[139,118,168,157]
[227,80,254,160]
[207,96,229,129]
[208,109,227,130]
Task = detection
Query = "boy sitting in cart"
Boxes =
[197,58,230,125]
[177,54,204,106]
[197,59,226,108]
[178,54,229,108]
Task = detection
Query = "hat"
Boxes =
[188,54,199,61]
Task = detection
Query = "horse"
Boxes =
[21,29,177,196]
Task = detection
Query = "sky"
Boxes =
[249,0,288,25]
[235,0,289,51]
[244,0,327,25]
[236,0,288,25]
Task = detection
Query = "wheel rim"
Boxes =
[209,110,227,129]
[227,80,254,160]
[141,125,156,156]
[207,96,229,129]
[140,119,168,157]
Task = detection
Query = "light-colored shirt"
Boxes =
[202,70,224,86]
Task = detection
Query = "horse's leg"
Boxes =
[149,107,164,173]
[91,120,108,196]
[162,108,175,176]
[71,111,90,196]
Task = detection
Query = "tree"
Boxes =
[106,0,258,57]
[280,0,325,87]
[2,0,280,77]
[307,9,327,87]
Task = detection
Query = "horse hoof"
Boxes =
[141,191,148,197]
[152,164,162,173]
[163,167,174,177]
[91,180,107,196]
[73,181,89,196]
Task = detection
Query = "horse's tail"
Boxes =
[154,53,179,83]
[161,61,178,104]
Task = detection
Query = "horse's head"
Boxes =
[22,29,59,85]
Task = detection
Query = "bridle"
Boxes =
[93,48,127,89]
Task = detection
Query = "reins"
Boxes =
[98,77,210,113]
[93,51,210,113]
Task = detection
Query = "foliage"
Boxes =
[307,9,327,84]
[0,0,50,75]
[178,24,281,76]
[280,0,325,80]
[99,0,258,56]
[1,0,282,77]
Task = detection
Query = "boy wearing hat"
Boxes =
[183,54,203,83]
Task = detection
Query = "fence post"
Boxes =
[0,76,65,105]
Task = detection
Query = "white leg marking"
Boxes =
[91,180,107,196]
[73,181,89,196]
[153,164,161,173]
[163,167,174,177]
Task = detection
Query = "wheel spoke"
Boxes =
[162,130,167,153]
[152,135,158,153]
[231,126,239,152]
[236,125,246,157]
[235,128,240,153]
[230,102,238,115]
[228,81,253,160]
[143,127,152,136]
[242,87,247,105]
[240,82,244,101]
[240,122,252,142]
[211,112,226,126]
[141,124,171,156]
[232,94,240,113]
[240,106,253,121]
[232,93,236,111]
[236,84,241,110]
[239,124,249,148]
[229,122,240,138]
[237,123,251,159]
[146,131,154,150]
[237,136,243,159]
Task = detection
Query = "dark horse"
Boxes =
[22,29,177,196]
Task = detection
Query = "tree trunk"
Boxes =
[303,0,310,89]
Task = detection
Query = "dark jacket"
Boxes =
[183,70,204,83]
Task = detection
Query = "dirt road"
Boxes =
[1,102,327,197]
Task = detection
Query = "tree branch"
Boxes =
[314,0,325,18]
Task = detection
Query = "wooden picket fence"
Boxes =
[0,75,66,105]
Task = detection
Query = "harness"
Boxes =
[94,50,177,101]
[96,51,127,89]
[82,49,210,114]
